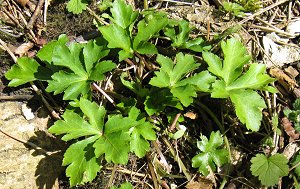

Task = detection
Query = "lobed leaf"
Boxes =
[203,38,276,131]
[99,24,133,60]
[66,0,88,14]
[150,53,215,107]
[133,12,168,54]
[5,57,51,87]
[164,19,210,52]
[192,131,229,175]
[230,90,266,131]
[63,136,101,187]
[226,64,276,91]
[48,99,104,141]
[37,34,69,64]
[110,0,138,29]
[250,153,289,186]
[45,41,115,100]
[94,131,131,164]
[128,107,156,157]
[221,38,251,85]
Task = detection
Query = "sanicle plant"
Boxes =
[4,0,279,187]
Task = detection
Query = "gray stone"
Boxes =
[0,101,64,189]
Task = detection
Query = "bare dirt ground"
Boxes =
[1,0,300,188]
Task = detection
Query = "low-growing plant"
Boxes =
[250,153,289,187]
[5,0,279,187]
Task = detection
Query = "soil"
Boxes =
[1,0,300,189]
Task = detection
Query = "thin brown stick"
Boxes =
[105,164,118,189]
[168,113,181,132]
[105,166,149,178]
[146,153,160,189]
[92,82,115,105]
[250,24,294,38]
[27,0,45,29]
[152,140,171,173]
[161,136,191,181]
[86,7,109,26]
[0,128,53,156]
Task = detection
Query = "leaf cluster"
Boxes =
[4,0,279,187]
[203,38,276,131]
[48,98,156,186]
[192,131,229,175]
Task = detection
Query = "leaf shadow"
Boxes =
[24,130,67,189]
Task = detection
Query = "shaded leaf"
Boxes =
[192,131,229,175]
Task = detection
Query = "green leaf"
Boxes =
[164,20,190,47]
[94,131,131,164]
[99,24,133,60]
[202,52,223,78]
[5,57,51,87]
[230,90,266,131]
[203,38,275,131]
[66,0,88,14]
[150,53,199,87]
[52,43,86,76]
[120,73,149,97]
[79,98,106,130]
[150,53,215,107]
[90,60,116,81]
[37,34,69,64]
[46,41,115,100]
[63,136,101,187]
[226,64,276,91]
[220,38,251,85]
[144,88,182,115]
[176,71,216,92]
[47,71,90,100]
[223,2,245,17]
[133,12,168,54]
[93,115,133,164]
[128,107,156,157]
[83,40,110,74]
[192,131,229,175]
[171,85,197,107]
[48,99,103,141]
[110,0,138,29]
[250,153,289,187]
[164,19,210,52]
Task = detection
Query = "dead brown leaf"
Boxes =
[282,117,300,142]
[14,42,34,56]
